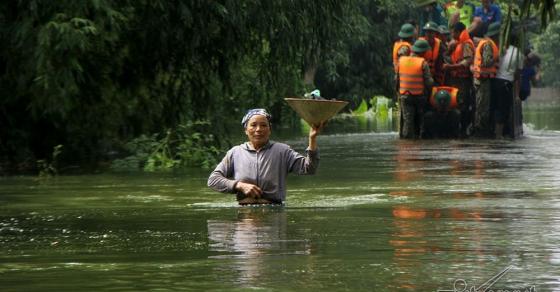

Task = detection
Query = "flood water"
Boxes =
[1,101,560,291]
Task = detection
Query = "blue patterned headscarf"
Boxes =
[241,108,272,128]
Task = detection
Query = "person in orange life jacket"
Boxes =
[472,22,500,137]
[443,21,475,136]
[423,89,461,138]
[393,23,416,72]
[420,21,445,85]
[396,39,434,139]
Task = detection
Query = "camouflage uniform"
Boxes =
[423,109,461,138]
[447,43,474,136]
[473,41,497,137]
[397,45,412,61]
[398,59,434,139]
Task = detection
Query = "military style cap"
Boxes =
[398,23,415,38]
[412,39,431,53]
[438,25,450,35]
[434,90,451,110]
[485,22,501,37]
[423,21,439,32]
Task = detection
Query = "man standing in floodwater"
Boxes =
[472,22,500,137]
[396,39,434,139]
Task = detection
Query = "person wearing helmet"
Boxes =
[437,25,451,45]
[393,23,416,72]
[208,108,324,205]
[437,25,453,82]
[472,22,500,137]
[424,89,461,138]
[443,22,475,137]
[420,21,445,85]
[396,39,434,139]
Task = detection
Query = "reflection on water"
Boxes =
[1,102,560,290]
[207,207,311,288]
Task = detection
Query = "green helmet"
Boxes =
[434,90,451,110]
[423,21,439,33]
[438,25,450,35]
[398,23,415,38]
[412,39,431,53]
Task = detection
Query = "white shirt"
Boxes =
[496,45,524,82]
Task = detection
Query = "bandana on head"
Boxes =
[241,108,271,128]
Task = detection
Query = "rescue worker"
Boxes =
[437,25,453,83]
[424,89,461,138]
[437,25,451,47]
[420,21,445,85]
[393,23,415,72]
[443,22,475,136]
[472,22,500,137]
[396,39,434,139]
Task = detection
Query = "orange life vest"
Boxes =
[450,30,474,78]
[430,86,459,111]
[393,40,412,71]
[398,56,425,95]
[472,38,499,78]
[419,37,441,78]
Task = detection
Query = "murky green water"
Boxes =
[2,101,560,291]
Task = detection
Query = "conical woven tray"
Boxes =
[284,98,348,126]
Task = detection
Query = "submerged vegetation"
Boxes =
[0,0,556,174]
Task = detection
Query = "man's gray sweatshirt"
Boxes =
[207,141,319,203]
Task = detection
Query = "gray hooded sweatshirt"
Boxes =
[207,141,319,203]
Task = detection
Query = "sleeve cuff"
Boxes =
[306,148,319,158]
[228,180,239,193]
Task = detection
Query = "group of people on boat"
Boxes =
[394,0,538,139]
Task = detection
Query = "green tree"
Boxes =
[533,2,560,87]
[0,1,364,171]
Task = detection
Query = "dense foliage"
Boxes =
[0,0,416,172]
[0,1,556,173]
[533,2,560,87]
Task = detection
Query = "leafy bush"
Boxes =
[111,121,221,171]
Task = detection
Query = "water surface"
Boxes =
[1,102,560,291]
